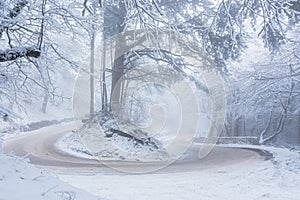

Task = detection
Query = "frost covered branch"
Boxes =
[0,47,41,62]
[0,0,28,38]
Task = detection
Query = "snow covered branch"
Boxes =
[285,1,300,12]
[0,0,28,38]
[0,47,41,62]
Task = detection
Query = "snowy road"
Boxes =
[3,122,259,172]
[3,123,300,200]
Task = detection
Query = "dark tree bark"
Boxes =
[103,0,127,111]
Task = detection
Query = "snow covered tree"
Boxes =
[0,0,41,62]
[94,0,300,103]
[1,0,299,145]
[0,0,88,119]
[72,0,300,141]
[225,28,300,145]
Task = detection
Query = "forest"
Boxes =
[1,0,300,147]
[1,1,300,200]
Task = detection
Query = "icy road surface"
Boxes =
[3,123,300,200]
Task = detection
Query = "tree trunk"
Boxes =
[41,92,49,114]
[298,113,300,144]
[104,0,127,112]
[101,40,108,111]
[110,53,125,112]
[90,29,95,117]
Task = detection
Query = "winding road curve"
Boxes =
[5,123,295,200]
[2,122,266,175]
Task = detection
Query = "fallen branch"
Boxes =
[105,128,159,149]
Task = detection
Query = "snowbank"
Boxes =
[0,152,99,200]
[56,124,169,161]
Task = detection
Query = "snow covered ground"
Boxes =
[2,122,300,200]
[0,122,101,200]
[58,144,300,200]
[0,152,99,200]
